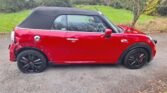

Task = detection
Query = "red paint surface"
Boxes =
[9,26,156,64]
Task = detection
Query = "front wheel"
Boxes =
[17,50,48,73]
[123,48,149,69]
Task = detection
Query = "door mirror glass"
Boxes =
[104,29,112,38]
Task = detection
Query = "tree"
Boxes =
[144,0,161,15]
[131,0,146,27]
[131,0,161,27]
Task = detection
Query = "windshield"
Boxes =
[103,16,123,33]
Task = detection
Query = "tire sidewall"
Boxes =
[17,50,47,73]
[124,48,148,69]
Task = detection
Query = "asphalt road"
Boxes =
[0,33,167,93]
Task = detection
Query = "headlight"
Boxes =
[147,35,157,44]
[147,36,153,41]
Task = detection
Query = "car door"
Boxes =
[37,15,70,64]
[64,15,124,64]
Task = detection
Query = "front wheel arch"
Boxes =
[118,42,152,64]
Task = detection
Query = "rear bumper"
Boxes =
[9,43,17,62]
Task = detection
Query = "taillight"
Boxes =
[11,31,15,43]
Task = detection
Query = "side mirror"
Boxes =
[104,29,112,38]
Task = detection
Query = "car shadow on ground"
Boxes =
[47,63,124,70]
[45,62,153,71]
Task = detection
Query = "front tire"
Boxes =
[123,48,148,69]
[17,50,47,73]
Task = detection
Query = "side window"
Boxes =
[67,15,107,32]
[53,15,67,30]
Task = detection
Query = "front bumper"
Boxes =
[151,39,157,60]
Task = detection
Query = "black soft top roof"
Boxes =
[34,7,99,15]
[18,7,100,29]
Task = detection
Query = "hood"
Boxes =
[118,25,146,35]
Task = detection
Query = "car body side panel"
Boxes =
[13,28,70,63]
[9,27,156,64]
[11,28,129,64]
[65,31,129,64]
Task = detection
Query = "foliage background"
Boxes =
[0,0,166,16]
[0,0,167,33]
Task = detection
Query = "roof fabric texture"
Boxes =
[18,7,100,29]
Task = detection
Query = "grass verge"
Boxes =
[0,10,30,32]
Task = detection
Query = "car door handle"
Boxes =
[66,38,78,41]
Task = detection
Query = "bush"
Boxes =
[37,0,72,7]
[108,0,135,11]
[0,0,72,13]
[72,0,102,5]
[157,6,167,16]
[143,0,161,15]
[110,1,123,9]
[0,0,37,13]
[108,0,147,11]
[157,0,167,16]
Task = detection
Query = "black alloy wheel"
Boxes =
[124,48,149,69]
[17,50,47,73]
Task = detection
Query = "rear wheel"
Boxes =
[123,48,148,69]
[17,50,47,73]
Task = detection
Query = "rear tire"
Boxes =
[123,48,148,69]
[17,50,47,73]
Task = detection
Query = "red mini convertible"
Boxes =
[9,7,157,73]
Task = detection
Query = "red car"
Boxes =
[9,7,157,73]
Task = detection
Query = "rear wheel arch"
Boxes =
[118,42,152,64]
[16,47,49,62]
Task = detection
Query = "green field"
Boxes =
[77,5,153,24]
[0,10,30,32]
[0,5,153,32]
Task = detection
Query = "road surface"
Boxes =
[0,33,167,93]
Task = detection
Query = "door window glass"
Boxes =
[53,15,67,30]
[67,15,107,32]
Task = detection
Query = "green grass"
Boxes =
[0,10,30,32]
[0,5,153,32]
[77,5,153,24]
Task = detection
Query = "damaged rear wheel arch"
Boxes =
[16,47,49,62]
